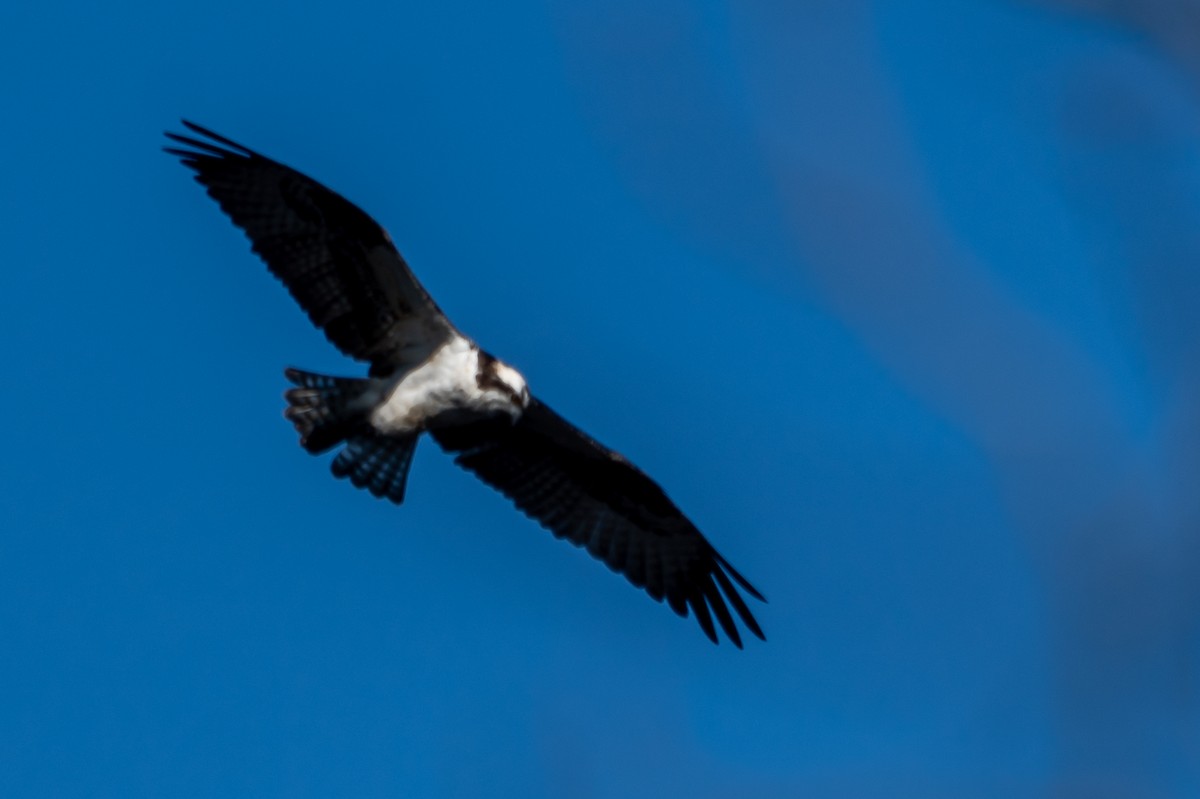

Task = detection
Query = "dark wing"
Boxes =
[431,400,766,647]
[165,120,453,373]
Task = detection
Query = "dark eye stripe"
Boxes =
[477,366,521,404]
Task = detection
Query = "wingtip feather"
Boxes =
[703,580,743,648]
[715,553,766,604]
[164,122,259,164]
[689,591,718,645]
[710,566,765,641]
[179,120,257,155]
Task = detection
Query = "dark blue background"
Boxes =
[2,1,1197,796]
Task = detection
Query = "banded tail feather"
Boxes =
[283,367,418,504]
[332,434,419,504]
[283,367,370,453]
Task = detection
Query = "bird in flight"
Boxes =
[165,121,765,647]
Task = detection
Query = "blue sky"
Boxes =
[2,1,1198,796]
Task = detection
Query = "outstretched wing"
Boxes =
[431,400,766,647]
[165,121,454,373]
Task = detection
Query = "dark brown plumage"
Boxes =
[165,121,452,374]
[432,400,765,646]
[166,121,766,646]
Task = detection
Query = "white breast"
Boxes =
[368,336,521,434]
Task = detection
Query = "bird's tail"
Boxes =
[282,367,371,454]
[283,367,419,504]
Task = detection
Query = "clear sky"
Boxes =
[2,1,1197,797]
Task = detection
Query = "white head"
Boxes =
[476,351,530,415]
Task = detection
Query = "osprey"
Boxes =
[165,121,765,647]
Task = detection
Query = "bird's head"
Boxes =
[477,351,530,414]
